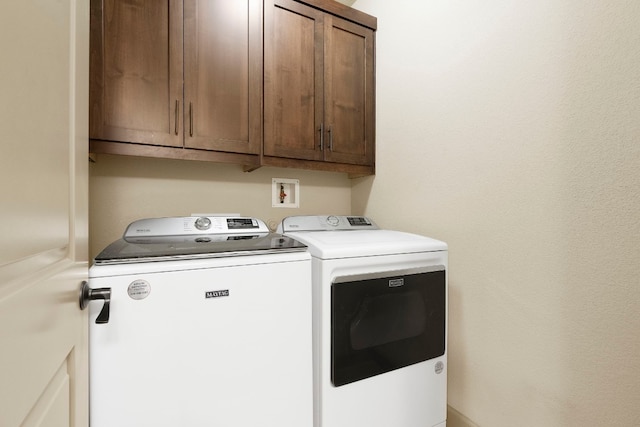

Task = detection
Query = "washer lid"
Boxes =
[94,216,306,264]
[94,233,306,264]
[284,229,447,259]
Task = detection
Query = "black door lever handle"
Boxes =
[79,281,112,324]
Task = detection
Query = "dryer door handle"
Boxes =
[79,281,111,324]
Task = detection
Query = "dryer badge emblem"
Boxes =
[388,278,404,288]
[206,289,230,299]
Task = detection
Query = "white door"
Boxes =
[0,1,89,426]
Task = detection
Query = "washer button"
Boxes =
[326,216,340,227]
[194,217,212,230]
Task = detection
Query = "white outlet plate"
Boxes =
[272,178,300,208]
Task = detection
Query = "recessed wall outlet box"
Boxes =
[272,178,300,208]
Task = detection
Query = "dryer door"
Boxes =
[331,266,446,386]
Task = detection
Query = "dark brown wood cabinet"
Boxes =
[90,0,376,175]
[90,0,262,166]
[89,0,183,148]
[264,0,376,175]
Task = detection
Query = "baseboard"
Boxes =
[447,405,479,427]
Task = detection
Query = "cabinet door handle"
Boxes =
[174,100,179,135]
[319,123,324,150]
[328,125,333,151]
[189,102,193,137]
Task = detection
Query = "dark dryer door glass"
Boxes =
[331,267,446,387]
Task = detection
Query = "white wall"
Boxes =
[352,1,640,426]
[89,155,351,259]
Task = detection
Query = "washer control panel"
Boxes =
[124,216,267,238]
[278,215,378,232]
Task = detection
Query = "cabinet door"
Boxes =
[323,15,375,166]
[184,0,262,154]
[90,0,183,147]
[264,0,324,161]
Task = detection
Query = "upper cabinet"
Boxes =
[183,0,262,155]
[89,0,184,148]
[90,0,262,165]
[90,0,376,176]
[264,0,376,174]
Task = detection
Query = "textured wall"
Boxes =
[89,155,351,259]
[352,0,640,425]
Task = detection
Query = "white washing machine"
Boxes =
[85,216,313,427]
[278,215,448,427]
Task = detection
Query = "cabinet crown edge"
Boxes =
[294,0,377,30]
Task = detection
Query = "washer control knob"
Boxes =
[194,217,212,231]
[326,215,340,227]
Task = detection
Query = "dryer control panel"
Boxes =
[278,215,379,232]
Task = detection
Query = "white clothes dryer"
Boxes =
[278,215,448,427]
[86,216,313,427]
